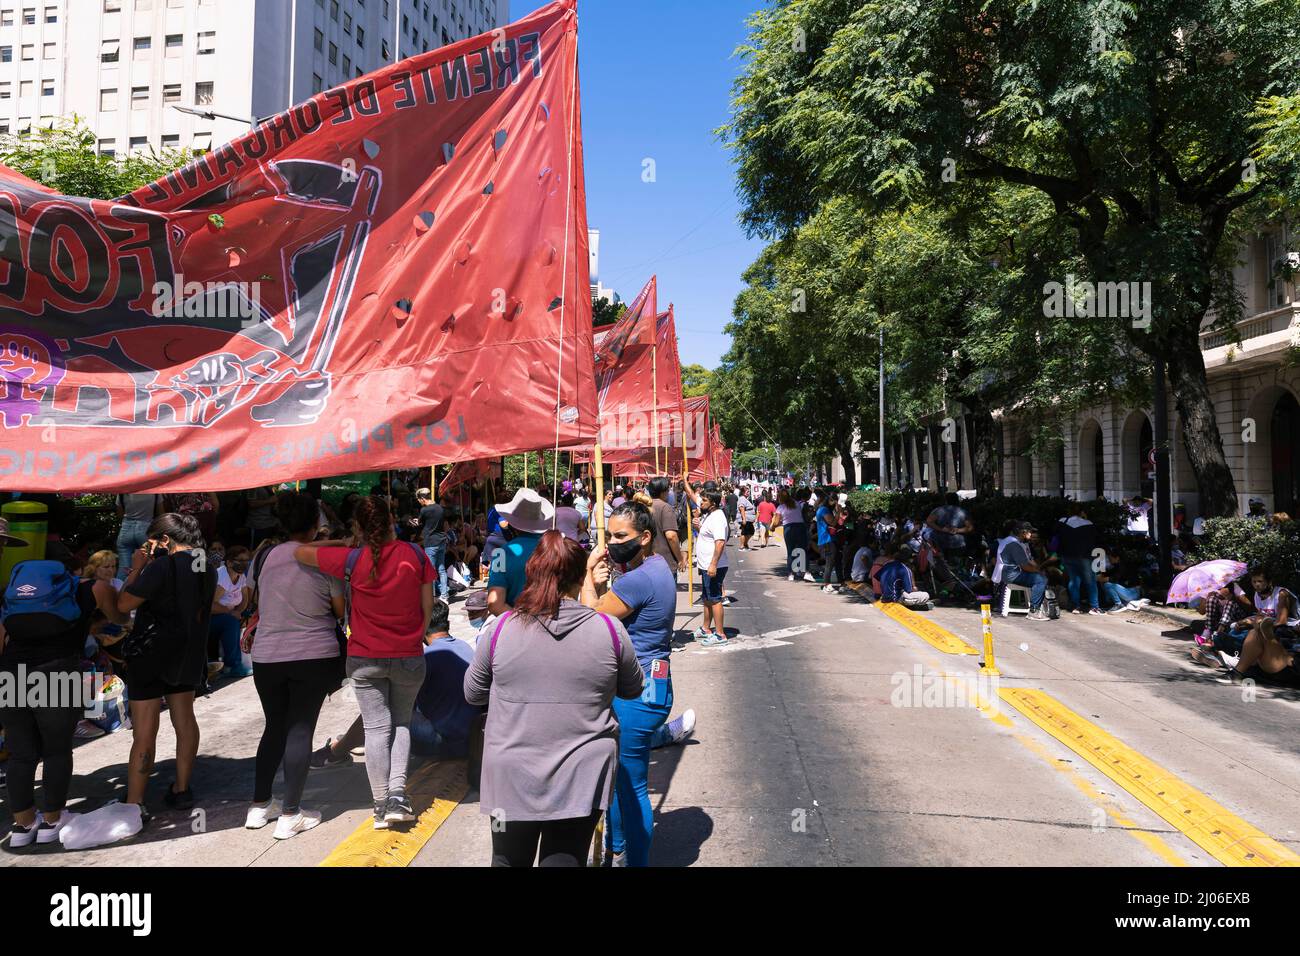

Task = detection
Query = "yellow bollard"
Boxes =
[978,599,1000,676]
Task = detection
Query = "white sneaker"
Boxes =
[821,584,836,593]
[665,708,697,744]
[37,814,71,845]
[610,850,628,867]
[245,799,282,829]
[273,809,322,840]
[1219,651,1240,669]
[8,817,40,848]
[802,573,817,582]
[787,574,795,581]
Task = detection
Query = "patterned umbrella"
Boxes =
[1166,559,1249,604]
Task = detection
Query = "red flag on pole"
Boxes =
[0,0,593,492]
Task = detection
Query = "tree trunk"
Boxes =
[960,403,999,497]
[838,442,857,486]
[1165,334,1238,517]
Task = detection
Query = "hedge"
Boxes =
[844,489,1128,541]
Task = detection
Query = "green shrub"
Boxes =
[1198,518,1300,591]
[844,489,1127,542]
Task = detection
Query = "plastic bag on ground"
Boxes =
[59,801,142,849]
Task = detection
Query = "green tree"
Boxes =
[681,363,714,397]
[592,296,624,329]
[0,117,198,199]
[723,0,1300,515]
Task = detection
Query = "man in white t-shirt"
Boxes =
[695,489,731,646]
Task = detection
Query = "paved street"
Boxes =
[12,536,1296,868]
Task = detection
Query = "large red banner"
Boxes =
[0,0,593,492]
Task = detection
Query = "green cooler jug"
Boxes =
[0,500,49,584]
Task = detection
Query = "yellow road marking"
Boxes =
[319,759,468,867]
[999,687,1300,867]
[875,601,978,656]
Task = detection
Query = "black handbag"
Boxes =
[121,555,173,660]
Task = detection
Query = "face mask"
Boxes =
[469,617,486,631]
[607,538,642,565]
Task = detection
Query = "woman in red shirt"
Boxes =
[296,495,435,830]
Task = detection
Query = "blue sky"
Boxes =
[515,0,766,369]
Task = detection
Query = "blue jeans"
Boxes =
[424,544,448,599]
[210,613,243,670]
[609,671,672,865]
[1102,581,1142,609]
[116,518,150,581]
[1062,557,1099,610]
[1004,569,1047,610]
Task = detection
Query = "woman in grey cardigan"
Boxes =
[464,530,644,866]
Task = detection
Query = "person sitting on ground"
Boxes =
[870,544,897,599]
[1221,618,1300,688]
[1097,547,1148,613]
[998,522,1051,621]
[1242,567,1297,637]
[850,542,875,586]
[410,600,484,759]
[876,546,932,609]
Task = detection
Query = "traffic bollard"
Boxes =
[977,596,1001,677]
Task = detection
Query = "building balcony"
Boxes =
[1200,302,1300,372]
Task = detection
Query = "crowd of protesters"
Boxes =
[1,471,1295,860]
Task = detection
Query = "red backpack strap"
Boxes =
[488,611,513,663]
[597,613,622,657]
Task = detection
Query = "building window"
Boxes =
[0,82,9,99]
[1,11,13,26]
[101,39,119,62]
[98,139,115,156]
[195,80,212,104]
[42,41,54,59]
[41,79,52,96]
[165,34,181,57]
[135,0,151,10]
[129,135,147,152]
[100,87,117,110]
[312,73,322,93]
[382,0,389,17]
[163,82,180,102]
[313,28,322,52]
[342,53,349,73]
[0,47,10,63]
[161,133,178,147]
[197,31,214,54]
[381,38,389,60]
[356,25,363,47]
[167,0,183,7]
[21,8,34,26]
[193,130,211,149]
[328,42,336,64]
[133,36,151,60]
[131,85,148,109]
[20,43,32,60]
[329,0,337,20]
[402,13,408,33]
[19,80,31,98]
[44,5,55,21]
[104,0,121,11]
[343,13,351,33]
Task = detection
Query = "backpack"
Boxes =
[238,543,277,652]
[1,560,81,629]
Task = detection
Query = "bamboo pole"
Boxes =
[683,422,693,606]
[652,342,659,474]
[593,443,606,548]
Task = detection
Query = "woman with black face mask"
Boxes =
[581,501,695,866]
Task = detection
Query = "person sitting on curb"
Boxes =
[876,546,933,610]
[1220,618,1300,688]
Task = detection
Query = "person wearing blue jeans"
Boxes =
[1062,557,1099,612]
[415,489,449,601]
[583,501,695,866]
[116,520,151,582]
[1003,567,1047,609]
[999,522,1050,621]
[1101,580,1143,610]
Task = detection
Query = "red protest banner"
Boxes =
[0,0,593,492]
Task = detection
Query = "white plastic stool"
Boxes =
[1000,583,1032,617]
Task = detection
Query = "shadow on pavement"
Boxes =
[650,805,713,867]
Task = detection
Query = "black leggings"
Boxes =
[0,699,81,815]
[252,657,339,813]
[490,812,601,867]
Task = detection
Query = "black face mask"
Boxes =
[607,538,643,565]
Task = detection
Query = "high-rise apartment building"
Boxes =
[0,0,508,155]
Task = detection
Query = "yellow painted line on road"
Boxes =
[319,759,468,867]
[875,601,978,656]
[999,687,1300,867]
[1010,730,1190,867]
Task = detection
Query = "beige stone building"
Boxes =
[883,225,1300,522]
